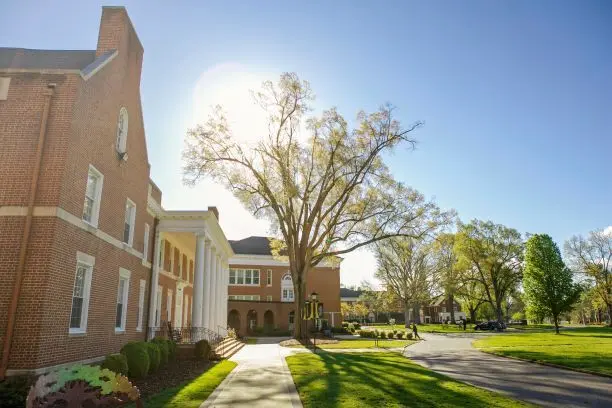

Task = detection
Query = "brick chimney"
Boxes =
[208,206,219,220]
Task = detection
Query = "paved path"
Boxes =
[201,337,303,408]
[404,333,612,407]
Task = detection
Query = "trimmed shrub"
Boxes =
[392,329,398,335]
[374,329,379,338]
[195,339,211,361]
[352,322,361,330]
[145,342,161,373]
[342,321,349,328]
[101,353,128,375]
[151,338,169,365]
[406,332,413,340]
[167,339,177,359]
[0,375,33,408]
[347,323,354,332]
[120,342,150,378]
[396,332,404,339]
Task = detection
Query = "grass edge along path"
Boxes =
[473,327,612,377]
[284,339,416,349]
[286,352,534,408]
[139,360,237,408]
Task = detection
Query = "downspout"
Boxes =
[0,83,55,380]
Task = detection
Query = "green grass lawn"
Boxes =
[286,352,532,407]
[139,360,237,407]
[474,327,612,376]
[245,338,258,344]
[288,339,416,349]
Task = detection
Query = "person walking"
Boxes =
[462,318,467,331]
[412,322,421,340]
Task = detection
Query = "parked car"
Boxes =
[474,320,506,331]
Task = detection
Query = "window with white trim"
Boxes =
[116,107,128,153]
[266,269,272,286]
[82,165,103,227]
[281,273,294,302]
[136,279,145,331]
[143,223,150,262]
[166,289,172,322]
[229,269,260,286]
[115,268,130,332]
[266,295,273,302]
[123,199,136,246]
[69,252,94,333]
[228,295,260,301]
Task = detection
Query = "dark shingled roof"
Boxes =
[340,288,362,298]
[0,48,97,70]
[229,236,274,256]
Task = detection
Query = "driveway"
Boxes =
[404,333,612,407]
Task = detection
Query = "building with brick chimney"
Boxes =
[227,236,342,336]
[0,7,233,378]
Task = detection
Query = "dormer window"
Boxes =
[116,107,128,153]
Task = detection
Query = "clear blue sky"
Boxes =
[2,1,610,285]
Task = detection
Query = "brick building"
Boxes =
[226,236,342,336]
[0,7,232,378]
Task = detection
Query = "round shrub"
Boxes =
[396,332,404,339]
[387,331,395,339]
[406,332,414,340]
[120,341,150,378]
[352,322,361,330]
[194,339,211,360]
[101,353,128,375]
[167,339,177,359]
[151,338,169,365]
[145,342,161,373]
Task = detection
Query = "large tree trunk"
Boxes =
[468,305,477,323]
[553,314,560,334]
[607,303,612,327]
[404,306,410,328]
[495,300,504,323]
[413,303,422,324]
[447,294,455,323]
[293,277,307,339]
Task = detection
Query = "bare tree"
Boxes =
[565,229,612,326]
[183,73,453,337]
[375,238,435,326]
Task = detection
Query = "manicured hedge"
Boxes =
[195,339,211,360]
[151,338,169,365]
[167,339,177,359]
[101,353,128,375]
[120,341,150,378]
[145,342,161,373]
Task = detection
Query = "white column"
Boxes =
[148,230,162,332]
[215,255,223,329]
[203,243,214,329]
[209,252,219,330]
[221,258,228,329]
[192,232,206,327]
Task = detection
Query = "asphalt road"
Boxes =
[403,333,612,407]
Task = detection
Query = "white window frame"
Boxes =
[281,273,294,302]
[166,289,173,322]
[115,268,131,333]
[155,285,162,326]
[142,223,150,262]
[136,279,146,332]
[267,269,272,286]
[228,295,260,301]
[116,107,129,153]
[123,198,136,247]
[68,252,94,334]
[82,165,104,228]
[229,268,260,286]
[266,295,273,302]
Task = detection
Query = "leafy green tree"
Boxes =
[375,237,434,326]
[183,73,453,338]
[523,234,581,333]
[431,233,462,323]
[455,267,487,323]
[565,229,612,326]
[455,220,523,323]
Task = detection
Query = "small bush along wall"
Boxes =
[146,342,161,373]
[151,338,169,364]
[195,339,212,360]
[120,341,150,378]
[101,353,129,376]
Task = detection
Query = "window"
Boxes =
[82,165,103,227]
[166,289,172,322]
[143,223,150,262]
[0,77,10,100]
[69,252,94,334]
[281,273,294,302]
[155,285,162,326]
[158,240,165,268]
[123,199,136,246]
[228,295,260,301]
[136,279,145,331]
[266,295,273,302]
[267,270,272,286]
[115,269,130,332]
[289,311,295,324]
[116,107,128,153]
[229,269,260,286]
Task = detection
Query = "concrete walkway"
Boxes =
[201,337,303,408]
[404,333,612,407]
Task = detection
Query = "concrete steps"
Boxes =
[214,337,245,359]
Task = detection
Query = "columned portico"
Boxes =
[146,209,233,340]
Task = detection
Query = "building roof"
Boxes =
[340,288,362,298]
[229,236,274,256]
[0,48,96,70]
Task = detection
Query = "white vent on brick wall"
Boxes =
[0,77,10,100]
[116,107,129,153]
